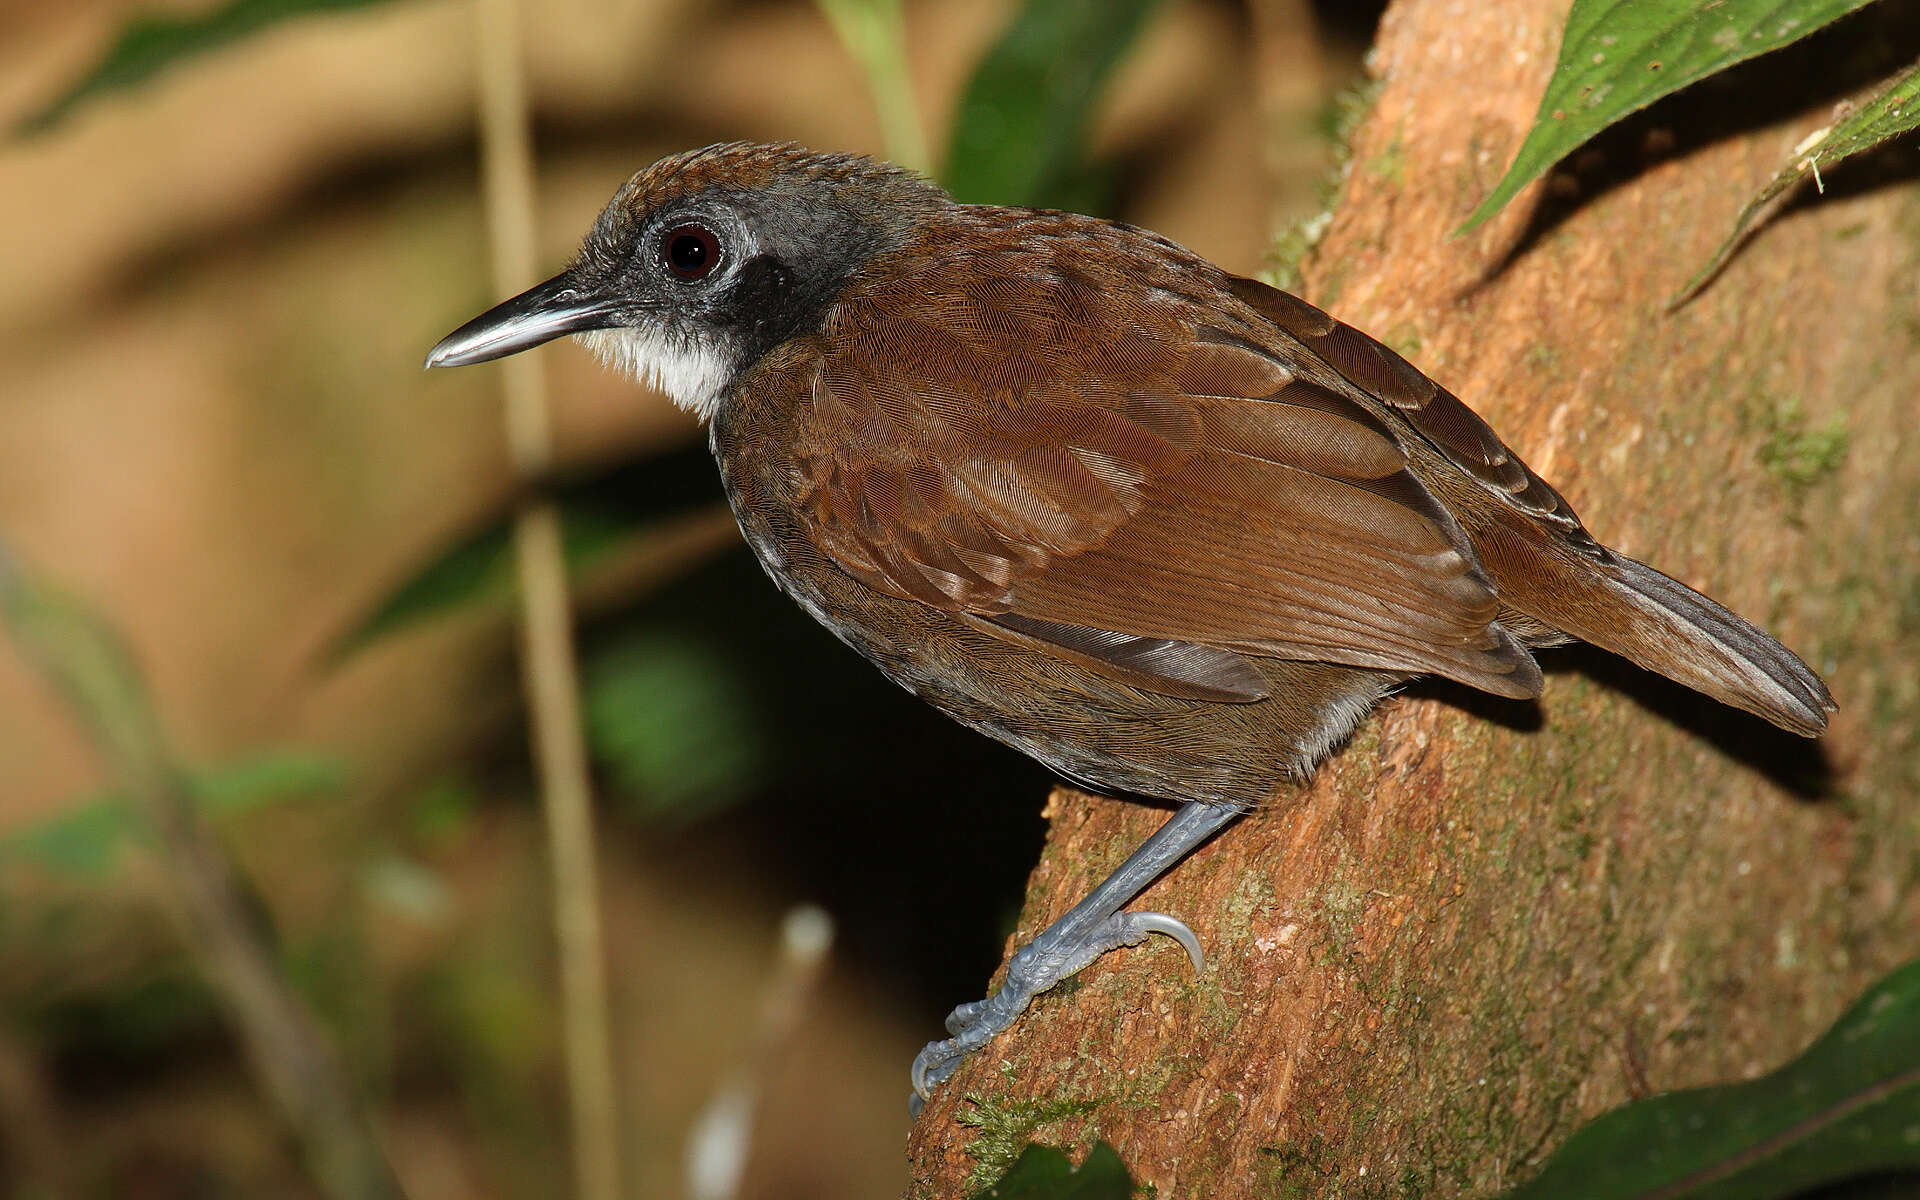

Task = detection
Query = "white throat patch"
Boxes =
[578,325,734,423]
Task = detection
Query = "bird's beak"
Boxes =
[424,271,625,369]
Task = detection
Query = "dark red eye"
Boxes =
[662,223,721,280]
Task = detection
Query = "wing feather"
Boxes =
[1224,275,1596,546]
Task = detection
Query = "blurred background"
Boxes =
[0,1,1380,1195]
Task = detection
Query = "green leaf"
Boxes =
[967,1141,1136,1200]
[0,750,345,878]
[1459,0,1879,233]
[1676,60,1920,303]
[17,0,402,137]
[942,0,1164,209]
[1504,959,1920,1200]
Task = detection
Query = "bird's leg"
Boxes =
[909,799,1242,1111]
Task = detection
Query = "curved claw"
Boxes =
[910,1047,938,1107]
[1113,911,1204,975]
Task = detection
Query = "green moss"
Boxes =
[1268,213,1332,292]
[1221,864,1276,937]
[1748,395,1849,512]
[958,1091,1108,1190]
[1314,876,1371,967]
[1365,134,1406,187]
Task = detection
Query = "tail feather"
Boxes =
[1480,527,1834,736]
[1595,556,1833,736]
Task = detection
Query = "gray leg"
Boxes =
[909,800,1242,1111]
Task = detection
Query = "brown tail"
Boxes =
[1485,531,1833,736]
[1590,555,1833,735]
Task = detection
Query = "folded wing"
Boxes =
[790,255,1542,701]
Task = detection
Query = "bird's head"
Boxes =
[425,142,944,420]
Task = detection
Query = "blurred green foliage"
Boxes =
[814,0,929,171]
[941,0,1163,210]
[0,750,345,877]
[582,629,764,823]
[405,774,481,849]
[35,0,1168,218]
[330,506,668,660]
[26,966,223,1065]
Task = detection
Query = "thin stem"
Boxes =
[470,2,623,1198]
[815,0,930,172]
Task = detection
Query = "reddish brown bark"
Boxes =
[906,0,1920,1194]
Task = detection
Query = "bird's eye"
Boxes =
[661,224,721,281]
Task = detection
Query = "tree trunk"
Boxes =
[906,0,1920,1194]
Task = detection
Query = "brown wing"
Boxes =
[1224,276,1601,552]
[791,242,1541,701]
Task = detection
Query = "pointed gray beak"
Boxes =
[424,272,625,368]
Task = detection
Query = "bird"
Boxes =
[425,141,1833,1110]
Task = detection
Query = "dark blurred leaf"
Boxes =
[29,968,222,1064]
[407,775,479,848]
[1459,0,1880,233]
[943,0,1164,209]
[1504,959,1920,1200]
[0,751,345,878]
[17,0,404,136]
[332,507,636,659]
[583,631,763,824]
[967,1141,1135,1200]
[329,442,723,660]
[1676,59,1920,303]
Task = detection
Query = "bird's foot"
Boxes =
[908,909,1204,1113]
